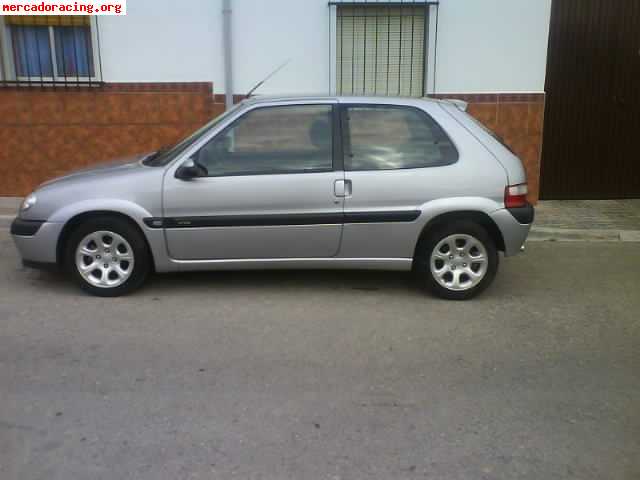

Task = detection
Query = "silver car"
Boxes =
[11,95,533,299]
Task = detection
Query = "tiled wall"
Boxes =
[438,93,544,203]
[0,83,216,196]
[1,86,543,203]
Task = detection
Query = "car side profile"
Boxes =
[11,95,533,300]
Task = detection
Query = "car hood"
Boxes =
[21,152,165,222]
[39,153,152,189]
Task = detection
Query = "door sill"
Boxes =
[168,257,413,272]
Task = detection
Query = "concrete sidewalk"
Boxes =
[530,200,640,242]
[0,197,20,228]
[0,196,20,213]
[2,196,639,241]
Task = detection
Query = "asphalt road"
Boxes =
[1,230,639,480]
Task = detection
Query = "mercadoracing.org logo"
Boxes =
[1,0,126,15]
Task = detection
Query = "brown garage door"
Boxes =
[540,0,640,199]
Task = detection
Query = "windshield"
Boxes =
[142,104,242,167]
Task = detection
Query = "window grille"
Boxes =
[0,15,102,87]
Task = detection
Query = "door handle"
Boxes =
[334,180,352,197]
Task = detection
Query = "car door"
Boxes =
[338,102,460,259]
[162,103,345,260]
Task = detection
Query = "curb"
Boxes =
[0,197,22,211]
[528,226,640,243]
[0,215,13,229]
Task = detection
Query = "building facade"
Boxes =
[2,0,553,199]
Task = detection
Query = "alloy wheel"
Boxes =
[429,234,488,291]
[75,230,135,288]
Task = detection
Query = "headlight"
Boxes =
[21,193,37,212]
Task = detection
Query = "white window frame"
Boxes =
[425,3,438,95]
[0,17,101,84]
[329,2,438,96]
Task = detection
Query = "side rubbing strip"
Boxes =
[344,210,420,223]
[143,211,420,229]
[143,218,165,228]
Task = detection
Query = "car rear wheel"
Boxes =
[64,216,151,297]
[415,220,498,300]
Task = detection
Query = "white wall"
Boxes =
[97,0,551,95]
[434,0,552,93]
[231,0,333,94]
[98,0,223,84]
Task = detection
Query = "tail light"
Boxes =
[504,183,528,208]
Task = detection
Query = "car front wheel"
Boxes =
[415,220,499,300]
[64,216,151,297]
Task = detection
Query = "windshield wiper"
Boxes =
[143,146,171,166]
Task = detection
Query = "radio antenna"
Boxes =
[246,59,291,98]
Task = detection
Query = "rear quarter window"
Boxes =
[343,105,458,171]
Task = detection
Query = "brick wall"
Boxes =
[1,86,543,202]
[0,83,216,196]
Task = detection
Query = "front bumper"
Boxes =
[10,218,45,236]
[490,207,534,257]
[11,218,64,266]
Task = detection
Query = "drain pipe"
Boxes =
[222,0,234,109]
[0,27,7,81]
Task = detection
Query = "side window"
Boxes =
[343,106,458,171]
[194,105,334,176]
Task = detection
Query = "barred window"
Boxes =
[1,16,100,85]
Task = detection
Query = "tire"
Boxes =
[64,216,151,297]
[414,220,499,300]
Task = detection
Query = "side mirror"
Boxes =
[175,159,208,180]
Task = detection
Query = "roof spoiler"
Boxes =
[444,98,469,112]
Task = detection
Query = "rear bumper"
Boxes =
[490,208,533,257]
[11,219,64,265]
[507,204,535,224]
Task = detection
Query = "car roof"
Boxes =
[241,94,448,107]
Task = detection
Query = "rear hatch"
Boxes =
[438,101,527,186]
[439,101,533,224]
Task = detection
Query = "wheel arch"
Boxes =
[413,210,506,260]
[56,211,156,272]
